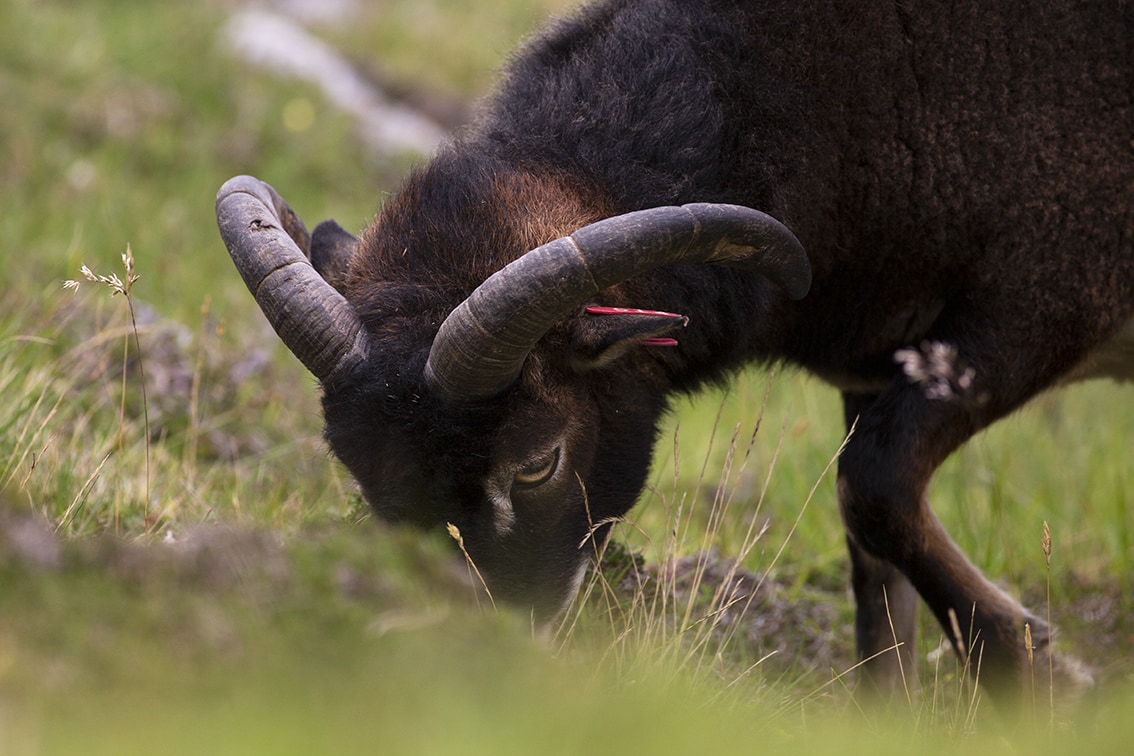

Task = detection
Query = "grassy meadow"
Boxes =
[1,0,1132,752]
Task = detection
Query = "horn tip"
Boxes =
[217,174,266,203]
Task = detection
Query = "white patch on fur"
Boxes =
[566,556,591,603]
[488,488,516,538]
[536,557,593,638]
[894,340,980,404]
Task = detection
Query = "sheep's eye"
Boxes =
[513,448,560,488]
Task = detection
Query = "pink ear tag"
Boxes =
[584,306,684,319]
[584,306,686,348]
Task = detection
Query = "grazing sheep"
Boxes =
[217,0,1133,706]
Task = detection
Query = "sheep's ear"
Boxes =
[569,306,687,372]
[310,219,359,294]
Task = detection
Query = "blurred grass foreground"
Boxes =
[1,1,1132,753]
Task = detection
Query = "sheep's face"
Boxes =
[217,155,805,622]
[318,165,689,619]
[221,155,802,621]
[321,337,666,621]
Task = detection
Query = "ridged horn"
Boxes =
[425,203,810,403]
[216,175,368,385]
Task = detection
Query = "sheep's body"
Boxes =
[353,0,1134,392]
[221,0,1132,705]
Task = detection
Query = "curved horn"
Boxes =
[216,175,368,385]
[425,203,810,403]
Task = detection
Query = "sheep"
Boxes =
[216,0,1133,707]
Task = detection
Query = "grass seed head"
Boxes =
[63,245,140,297]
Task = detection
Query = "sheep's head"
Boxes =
[216,173,809,620]
[319,328,665,618]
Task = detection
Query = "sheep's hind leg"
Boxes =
[840,392,919,701]
[845,534,920,701]
[838,384,1093,716]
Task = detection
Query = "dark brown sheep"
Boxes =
[218,0,1133,707]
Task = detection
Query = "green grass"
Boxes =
[652,369,1134,578]
[2,0,1133,753]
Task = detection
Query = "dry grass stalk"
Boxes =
[945,606,984,732]
[1025,621,1036,718]
[64,246,152,531]
[882,586,914,711]
[446,522,496,612]
[1042,519,1054,731]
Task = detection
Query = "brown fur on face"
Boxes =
[489,165,616,256]
[342,152,616,355]
[350,154,612,298]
